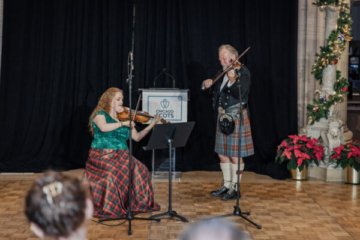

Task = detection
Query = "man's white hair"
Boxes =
[219,44,239,58]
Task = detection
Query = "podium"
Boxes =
[143,122,195,222]
[140,88,189,123]
[140,89,189,180]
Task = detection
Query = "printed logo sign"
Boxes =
[155,97,177,119]
[142,90,188,123]
[160,99,170,109]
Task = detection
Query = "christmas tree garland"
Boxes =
[307,0,353,124]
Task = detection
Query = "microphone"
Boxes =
[130,51,134,70]
[153,68,166,88]
[127,51,133,84]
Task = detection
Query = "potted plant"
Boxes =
[330,141,360,184]
[275,135,325,180]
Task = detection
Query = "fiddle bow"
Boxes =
[203,46,250,90]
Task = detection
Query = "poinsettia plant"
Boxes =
[330,141,360,171]
[275,135,325,171]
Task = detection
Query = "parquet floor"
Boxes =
[0,170,359,240]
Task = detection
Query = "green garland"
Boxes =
[307,1,353,125]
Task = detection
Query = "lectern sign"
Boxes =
[142,89,188,123]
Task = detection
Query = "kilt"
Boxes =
[215,104,254,157]
[84,148,160,218]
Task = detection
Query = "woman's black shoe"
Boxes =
[210,186,229,197]
[221,188,241,201]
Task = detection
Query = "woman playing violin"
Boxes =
[84,87,160,218]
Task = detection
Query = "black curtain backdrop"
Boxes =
[0,0,134,171]
[133,0,298,178]
[0,0,298,179]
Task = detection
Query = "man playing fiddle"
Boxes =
[202,44,254,201]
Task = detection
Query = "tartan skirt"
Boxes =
[84,148,160,218]
[215,105,254,157]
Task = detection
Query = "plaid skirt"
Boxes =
[215,105,254,157]
[84,148,160,218]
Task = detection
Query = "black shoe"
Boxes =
[221,188,241,201]
[211,186,229,197]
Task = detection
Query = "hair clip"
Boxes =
[42,182,63,206]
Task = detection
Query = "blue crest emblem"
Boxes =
[160,99,170,109]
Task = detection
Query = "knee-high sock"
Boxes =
[231,163,244,191]
[220,163,231,188]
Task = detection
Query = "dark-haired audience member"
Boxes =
[25,171,93,240]
[179,219,250,240]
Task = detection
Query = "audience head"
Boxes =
[25,171,93,240]
[179,219,250,240]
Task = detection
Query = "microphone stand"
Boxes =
[98,52,160,235]
[153,68,176,88]
[163,71,176,89]
[153,68,166,88]
[207,70,261,229]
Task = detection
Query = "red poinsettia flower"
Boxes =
[303,152,311,160]
[297,158,304,167]
[350,145,360,157]
[312,138,319,144]
[306,141,315,149]
[293,145,301,150]
[280,140,288,147]
[281,149,292,159]
[330,142,360,171]
[313,144,323,152]
[334,60,338,65]
[334,145,344,155]
[294,149,302,158]
[315,151,322,160]
[342,87,348,92]
[289,135,309,144]
[276,135,324,170]
[297,153,310,167]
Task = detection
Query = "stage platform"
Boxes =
[0,170,359,240]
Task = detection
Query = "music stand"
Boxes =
[143,122,195,222]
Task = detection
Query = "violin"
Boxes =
[203,46,250,90]
[232,61,242,73]
[117,107,170,124]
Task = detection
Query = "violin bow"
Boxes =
[205,46,251,89]
[132,94,142,122]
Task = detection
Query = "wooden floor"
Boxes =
[0,170,359,240]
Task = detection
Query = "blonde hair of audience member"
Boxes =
[179,219,250,240]
[25,171,93,240]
